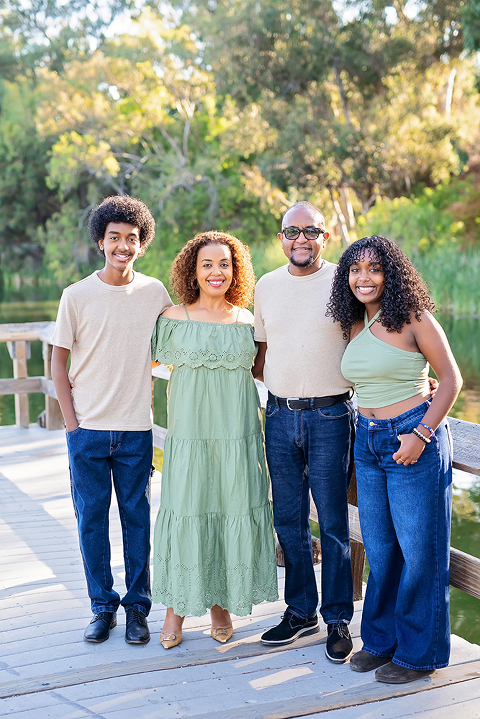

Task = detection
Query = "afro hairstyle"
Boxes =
[88,195,156,257]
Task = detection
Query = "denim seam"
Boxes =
[101,501,110,597]
[392,658,449,671]
[300,468,309,617]
[431,438,442,666]
[300,411,310,616]
[361,645,394,659]
[119,503,133,593]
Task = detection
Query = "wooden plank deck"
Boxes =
[1,425,480,719]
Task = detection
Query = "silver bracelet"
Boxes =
[412,427,431,444]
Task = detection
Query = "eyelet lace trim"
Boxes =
[152,317,256,370]
[152,506,279,617]
[154,346,254,370]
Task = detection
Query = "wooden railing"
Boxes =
[1,321,479,602]
[152,368,480,601]
[0,321,63,430]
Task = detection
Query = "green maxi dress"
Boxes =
[151,314,278,617]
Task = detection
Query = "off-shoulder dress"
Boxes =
[151,313,278,617]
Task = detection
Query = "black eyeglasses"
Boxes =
[282,226,326,241]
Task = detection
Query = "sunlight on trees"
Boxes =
[0,0,479,309]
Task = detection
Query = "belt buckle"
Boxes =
[286,397,301,410]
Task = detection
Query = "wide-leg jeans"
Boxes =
[66,427,153,615]
[355,401,452,670]
[265,398,354,624]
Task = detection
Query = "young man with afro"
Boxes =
[52,195,172,644]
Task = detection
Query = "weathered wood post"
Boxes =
[347,466,366,601]
[7,340,30,428]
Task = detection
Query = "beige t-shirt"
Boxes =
[254,262,351,398]
[52,271,172,431]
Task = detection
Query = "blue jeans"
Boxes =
[265,398,354,624]
[355,401,452,670]
[66,428,153,615]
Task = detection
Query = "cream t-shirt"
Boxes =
[254,262,351,398]
[52,271,172,431]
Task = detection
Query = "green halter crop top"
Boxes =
[340,310,430,408]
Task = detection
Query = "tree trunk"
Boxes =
[339,186,355,231]
[329,187,351,248]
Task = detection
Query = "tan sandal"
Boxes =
[160,631,182,649]
[211,626,233,643]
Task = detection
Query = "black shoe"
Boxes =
[84,612,117,643]
[350,650,391,673]
[261,611,319,645]
[375,661,434,684]
[125,607,150,644]
[325,622,353,663]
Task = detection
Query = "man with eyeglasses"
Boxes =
[253,200,355,663]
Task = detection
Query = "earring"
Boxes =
[193,278,199,289]
[231,278,237,288]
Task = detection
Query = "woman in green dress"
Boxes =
[152,231,278,649]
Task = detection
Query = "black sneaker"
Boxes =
[261,610,319,645]
[325,622,353,663]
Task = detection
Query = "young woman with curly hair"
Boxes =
[151,231,277,649]
[327,235,462,684]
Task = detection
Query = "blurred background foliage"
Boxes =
[0,0,479,311]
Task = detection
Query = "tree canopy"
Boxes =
[0,0,479,292]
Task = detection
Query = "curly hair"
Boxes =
[170,231,255,308]
[326,235,435,338]
[88,195,156,257]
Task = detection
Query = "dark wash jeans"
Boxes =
[265,397,355,624]
[355,401,452,670]
[66,428,153,615]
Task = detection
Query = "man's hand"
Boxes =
[428,376,439,397]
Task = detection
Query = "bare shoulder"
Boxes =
[349,319,365,341]
[410,310,445,336]
[236,307,254,325]
[161,304,187,320]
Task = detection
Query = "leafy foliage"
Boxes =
[0,0,478,303]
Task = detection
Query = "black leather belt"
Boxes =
[268,390,352,411]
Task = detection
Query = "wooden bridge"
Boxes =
[1,321,480,718]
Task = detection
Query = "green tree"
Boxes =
[169,0,480,222]
[30,11,284,283]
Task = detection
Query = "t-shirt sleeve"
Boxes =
[52,289,76,350]
[253,284,267,342]
[157,282,173,315]
[150,283,173,358]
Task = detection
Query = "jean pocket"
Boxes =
[396,416,425,437]
[265,401,279,418]
[316,401,351,419]
[66,426,82,437]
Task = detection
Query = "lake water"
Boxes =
[1,301,479,645]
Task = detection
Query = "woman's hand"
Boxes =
[392,433,426,465]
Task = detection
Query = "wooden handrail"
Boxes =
[0,321,479,602]
[0,321,64,429]
[151,369,480,601]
